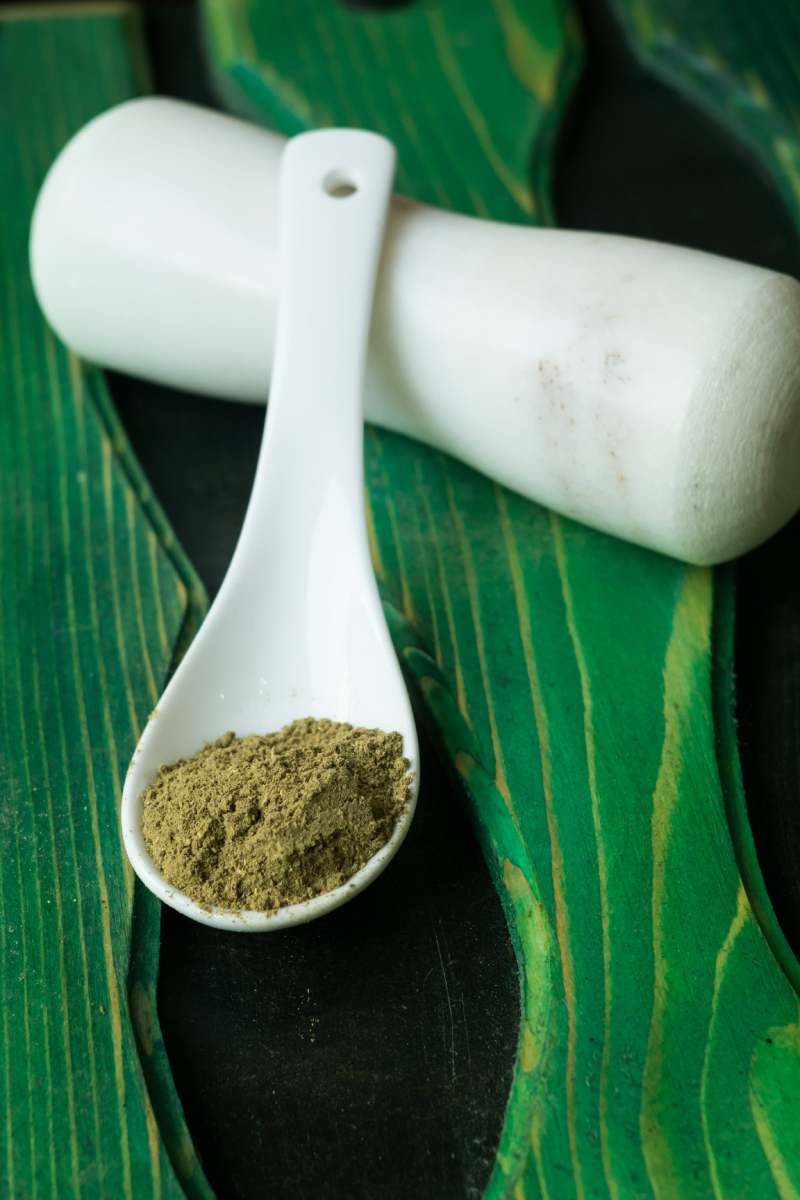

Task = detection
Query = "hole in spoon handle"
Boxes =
[276,128,397,342]
[269,125,395,457]
[233,129,396,574]
[323,168,358,198]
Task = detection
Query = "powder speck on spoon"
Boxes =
[141,717,412,913]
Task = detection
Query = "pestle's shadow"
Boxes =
[553,0,800,276]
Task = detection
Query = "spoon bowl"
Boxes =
[121,128,418,931]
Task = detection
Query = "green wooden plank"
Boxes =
[202,0,581,225]
[202,2,800,1196]
[0,8,211,1198]
[609,0,800,230]
[609,0,800,1004]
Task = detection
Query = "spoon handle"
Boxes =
[234,129,396,575]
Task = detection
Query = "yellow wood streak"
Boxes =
[8,20,170,1198]
[147,529,171,659]
[203,0,253,62]
[773,139,800,208]
[0,299,16,1200]
[502,858,553,1200]
[125,489,159,704]
[501,858,555,1077]
[550,513,616,1200]
[364,484,386,580]
[744,70,770,107]
[11,745,37,1200]
[230,0,257,63]
[0,656,7,1188]
[266,40,334,125]
[640,568,712,1199]
[530,1122,551,1200]
[1,900,15,1198]
[410,487,444,667]
[425,7,535,215]
[418,465,469,718]
[0,516,13,1200]
[625,0,658,42]
[383,495,416,623]
[63,572,134,1200]
[446,475,511,805]
[391,17,489,213]
[7,254,82,1195]
[700,884,749,1200]
[751,1112,800,1200]
[330,15,405,177]
[495,489,584,1200]
[305,9,364,128]
[368,430,416,622]
[65,353,131,893]
[39,1006,57,1195]
[44,324,134,1200]
[144,1100,163,1200]
[33,658,82,1198]
[64,379,150,1185]
[362,19,452,209]
[491,0,559,104]
[466,187,491,220]
[0,2,130,21]
[46,346,107,1189]
[7,259,53,1200]
[750,1016,800,1200]
[100,435,143,740]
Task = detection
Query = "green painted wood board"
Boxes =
[608,0,800,230]
[3,1,800,1197]
[200,2,800,1196]
[608,0,800,1055]
[0,9,211,1198]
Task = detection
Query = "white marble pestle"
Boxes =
[30,97,800,563]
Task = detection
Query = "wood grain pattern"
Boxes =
[202,2,800,1195]
[608,0,800,1001]
[0,9,211,1198]
[609,0,800,230]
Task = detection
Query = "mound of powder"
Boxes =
[141,717,411,913]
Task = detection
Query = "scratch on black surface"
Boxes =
[433,921,456,1083]
[460,993,472,1077]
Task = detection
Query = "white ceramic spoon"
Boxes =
[121,128,419,932]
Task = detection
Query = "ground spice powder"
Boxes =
[141,717,411,912]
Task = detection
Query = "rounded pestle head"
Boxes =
[676,271,800,564]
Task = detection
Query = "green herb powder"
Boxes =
[141,717,411,912]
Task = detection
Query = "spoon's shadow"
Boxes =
[111,368,519,1198]
[156,730,518,1200]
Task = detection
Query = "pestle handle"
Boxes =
[30,96,800,564]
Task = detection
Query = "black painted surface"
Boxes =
[110,1,800,1196]
[158,736,515,1200]
[555,0,800,275]
[735,515,800,960]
